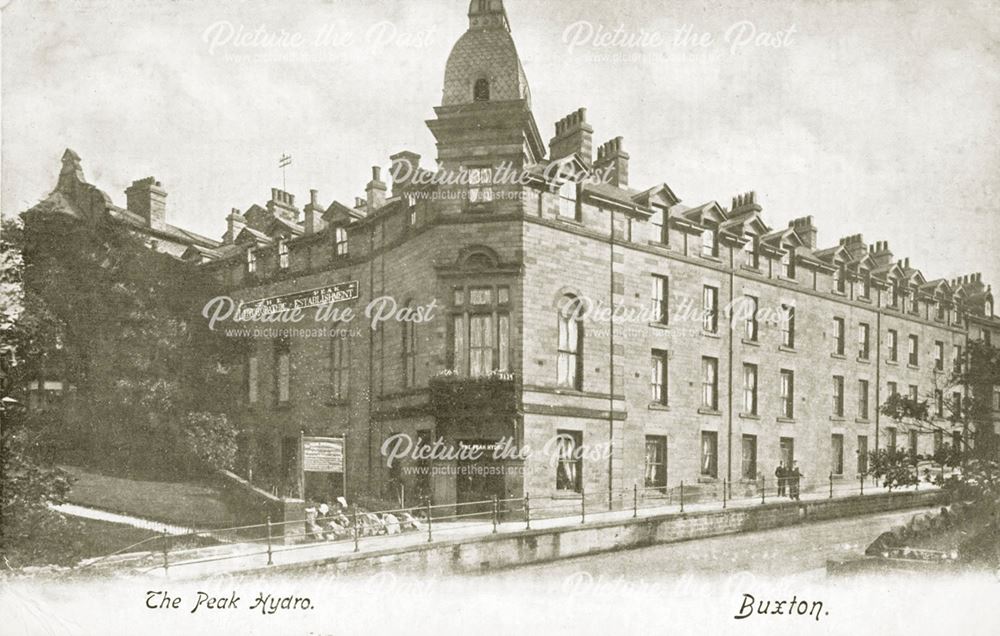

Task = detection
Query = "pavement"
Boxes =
[96,481,936,580]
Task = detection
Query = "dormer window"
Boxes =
[334,227,348,257]
[781,247,795,278]
[278,240,289,270]
[246,248,256,274]
[743,235,758,268]
[889,281,899,308]
[558,180,578,219]
[474,78,490,102]
[833,265,846,293]
[859,271,871,298]
[701,225,718,258]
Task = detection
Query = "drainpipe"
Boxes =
[726,252,735,484]
[875,301,882,452]
[608,205,616,509]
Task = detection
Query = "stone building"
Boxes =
[22,0,1000,507]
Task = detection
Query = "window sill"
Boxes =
[777,275,798,284]
[831,353,846,359]
[907,364,920,370]
[778,345,797,353]
[698,408,722,416]
[557,215,584,226]
[700,254,722,263]
[648,403,671,411]
[739,412,760,420]
[741,338,760,347]
[832,290,847,297]
[702,331,721,339]
[776,417,796,423]
[856,356,871,364]
[886,360,899,366]
[697,477,719,484]
[648,322,670,330]
[830,415,845,421]
[740,265,763,274]
[855,418,871,424]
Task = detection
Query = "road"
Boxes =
[482,505,940,582]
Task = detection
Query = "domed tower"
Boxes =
[427,0,545,192]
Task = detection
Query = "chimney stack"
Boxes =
[838,233,867,260]
[549,108,593,165]
[304,189,327,235]
[788,216,817,249]
[730,191,762,214]
[870,240,893,266]
[267,187,300,224]
[224,208,246,244]
[125,177,167,230]
[366,165,387,211]
[594,137,629,188]
[389,151,421,195]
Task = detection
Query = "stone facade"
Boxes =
[23,1,1000,507]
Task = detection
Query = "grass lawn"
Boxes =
[6,517,220,568]
[61,465,243,529]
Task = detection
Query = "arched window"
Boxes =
[474,78,490,102]
[557,295,584,389]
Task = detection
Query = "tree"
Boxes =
[1,216,76,567]
[17,203,234,474]
[875,338,1000,508]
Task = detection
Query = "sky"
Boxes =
[2,0,998,286]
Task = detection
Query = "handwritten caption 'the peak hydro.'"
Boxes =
[146,590,312,615]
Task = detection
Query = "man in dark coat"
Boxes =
[775,462,787,497]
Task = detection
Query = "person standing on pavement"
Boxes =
[789,461,803,501]
[775,462,787,497]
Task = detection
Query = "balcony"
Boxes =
[429,371,519,419]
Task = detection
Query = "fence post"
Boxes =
[761,476,765,505]
[580,486,586,524]
[426,498,433,543]
[679,481,684,513]
[492,495,499,534]
[266,515,273,566]
[859,473,864,496]
[829,472,834,499]
[525,492,531,530]
[633,483,638,518]
[161,529,169,574]
[353,504,360,553]
[722,479,727,509]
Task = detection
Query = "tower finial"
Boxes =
[468,0,509,31]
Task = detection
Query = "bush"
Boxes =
[179,412,237,472]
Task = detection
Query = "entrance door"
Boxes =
[779,437,794,469]
[456,439,505,514]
